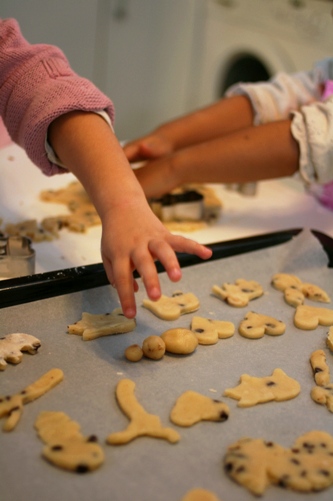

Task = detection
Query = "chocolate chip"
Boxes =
[291,458,300,465]
[224,462,234,473]
[266,381,276,386]
[51,445,63,451]
[219,411,229,421]
[235,465,245,473]
[314,367,323,373]
[87,435,98,443]
[194,328,204,333]
[319,469,330,477]
[76,464,89,473]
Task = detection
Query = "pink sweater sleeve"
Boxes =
[0,18,115,175]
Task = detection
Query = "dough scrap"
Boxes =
[191,316,234,345]
[181,488,222,501]
[170,390,229,426]
[0,368,64,431]
[142,291,199,320]
[326,326,333,352]
[224,430,333,495]
[238,311,286,339]
[212,279,263,308]
[311,385,333,413]
[294,305,333,330]
[0,333,41,370]
[106,379,180,445]
[67,308,136,341]
[310,349,330,386]
[223,368,300,407]
[35,411,104,473]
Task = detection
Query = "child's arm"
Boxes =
[48,111,212,318]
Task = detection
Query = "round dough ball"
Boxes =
[160,328,198,355]
[142,335,166,360]
[125,344,143,362]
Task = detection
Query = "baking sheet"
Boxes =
[1,229,333,501]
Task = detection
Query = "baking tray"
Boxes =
[0,228,332,309]
[1,229,333,501]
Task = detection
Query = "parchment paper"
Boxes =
[1,229,332,501]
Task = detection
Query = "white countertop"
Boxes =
[0,142,332,275]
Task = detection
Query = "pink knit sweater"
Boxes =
[0,18,115,175]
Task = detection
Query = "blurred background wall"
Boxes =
[1,0,333,140]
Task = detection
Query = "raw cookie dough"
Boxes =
[35,411,104,473]
[311,385,333,413]
[142,335,166,360]
[125,344,143,362]
[191,317,234,345]
[181,488,222,501]
[224,430,333,495]
[170,390,229,426]
[310,349,330,386]
[160,328,198,355]
[238,312,286,339]
[0,368,64,431]
[212,279,263,308]
[271,273,330,306]
[67,308,136,341]
[223,368,300,407]
[142,291,199,320]
[106,379,180,445]
[327,326,333,352]
[0,333,41,370]
[294,305,333,330]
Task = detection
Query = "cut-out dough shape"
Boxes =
[67,308,136,340]
[224,430,333,495]
[223,368,300,407]
[0,333,41,370]
[311,384,333,413]
[271,273,330,306]
[310,349,330,386]
[212,279,263,307]
[142,291,199,320]
[181,488,222,501]
[238,312,286,339]
[0,368,64,431]
[170,390,229,426]
[294,305,333,330]
[106,379,180,444]
[191,316,234,345]
[327,326,333,352]
[35,411,104,473]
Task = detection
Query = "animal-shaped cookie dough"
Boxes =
[271,273,331,307]
[106,379,180,445]
[224,431,333,495]
[294,305,333,330]
[223,368,300,407]
[212,279,263,307]
[170,390,229,426]
[311,385,333,413]
[310,349,330,386]
[0,368,63,431]
[238,312,286,339]
[35,411,104,473]
[67,308,136,340]
[0,333,41,370]
[191,316,235,345]
[142,291,199,320]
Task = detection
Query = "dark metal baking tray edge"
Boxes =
[0,228,331,309]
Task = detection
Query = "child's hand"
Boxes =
[124,133,173,163]
[100,199,212,319]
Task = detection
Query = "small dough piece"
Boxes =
[301,283,331,303]
[67,308,136,340]
[142,291,199,320]
[142,336,166,360]
[326,326,333,352]
[223,368,300,407]
[106,379,180,444]
[125,344,143,362]
[311,384,333,413]
[212,279,263,307]
[271,273,303,291]
[5,219,53,242]
[284,287,305,307]
[0,368,64,431]
[191,316,234,345]
[170,390,229,426]
[35,411,104,473]
[160,328,198,355]
[310,349,330,386]
[224,437,285,496]
[181,488,221,501]
[271,273,331,306]
[238,311,286,339]
[0,333,41,370]
[294,305,333,330]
